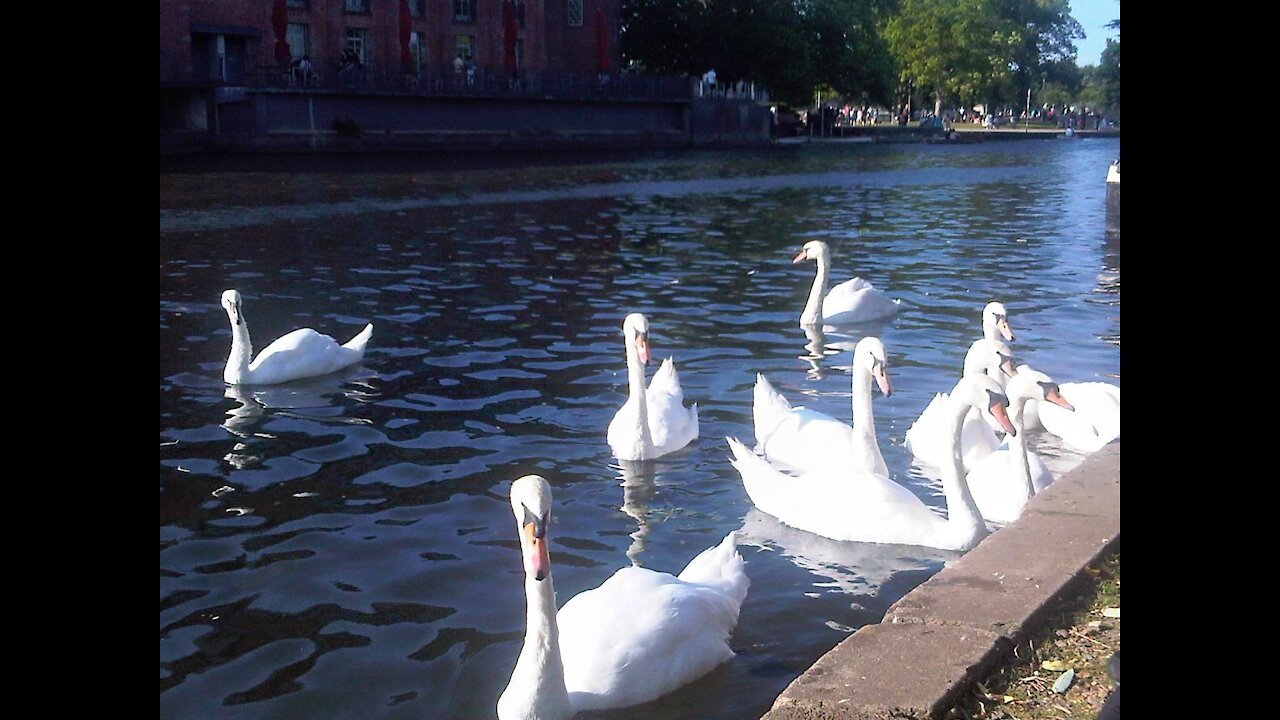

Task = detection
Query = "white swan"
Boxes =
[753,336,893,476]
[904,338,1016,469]
[1025,380,1120,452]
[727,374,1017,551]
[220,289,372,386]
[606,313,699,461]
[497,475,749,720]
[793,240,899,327]
[965,367,1075,524]
[982,301,1016,343]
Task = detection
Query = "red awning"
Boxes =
[271,0,291,65]
[503,1,518,75]
[400,0,415,72]
[595,8,609,74]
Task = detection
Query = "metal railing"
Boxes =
[163,50,697,102]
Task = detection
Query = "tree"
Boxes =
[883,0,1015,117]
[620,0,895,108]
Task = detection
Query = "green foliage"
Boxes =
[620,0,896,107]
[884,0,1083,111]
[619,0,1101,113]
[1097,37,1119,111]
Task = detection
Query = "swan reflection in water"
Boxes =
[221,367,379,468]
[616,460,662,565]
[737,507,957,597]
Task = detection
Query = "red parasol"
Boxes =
[503,1,518,76]
[272,0,292,66]
[400,0,414,73]
[595,8,609,74]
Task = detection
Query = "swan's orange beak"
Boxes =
[874,364,893,398]
[989,393,1017,436]
[792,250,808,264]
[522,522,551,582]
[1045,385,1074,412]
[997,316,1014,342]
[636,333,651,365]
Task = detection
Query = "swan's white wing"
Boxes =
[822,278,899,324]
[905,394,998,469]
[644,358,698,455]
[727,438,945,546]
[247,328,363,385]
[559,562,743,711]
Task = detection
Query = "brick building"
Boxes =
[159,0,620,86]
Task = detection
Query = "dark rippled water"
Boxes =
[160,139,1120,720]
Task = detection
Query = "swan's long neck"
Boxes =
[850,365,885,474]
[801,250,830,326]
[625,335,654,458]
[942,395,988,549]
[1008,396,1034,502]
[502,574,571,719]
[224,313,253,384]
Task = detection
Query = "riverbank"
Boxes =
[762,442,1120,720]
[777,126,1120,145]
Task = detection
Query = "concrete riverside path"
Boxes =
[761,441,1120,719]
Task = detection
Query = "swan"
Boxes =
[220,289,372,386]
[793,240,899,327]
[497,475,749,720]
[982,301,1016,343]
[606,313,699,461]
[965,367,1075,524]
[753,336,893,476]
[727,373,1017,551]
[1025,380,1120,452]
[904,338,1016,469]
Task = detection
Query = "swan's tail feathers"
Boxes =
[753,374,792,447]
[649,357,682,399]
[678,531,749,608]
[343,323,374,356]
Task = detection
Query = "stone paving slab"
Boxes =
[763,442,1119,720]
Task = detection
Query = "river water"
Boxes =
[160,138,1120,720]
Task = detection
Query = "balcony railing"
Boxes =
[163,51,768,104]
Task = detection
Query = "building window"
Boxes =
[410,0,426,18]
[567,0,583,27]
[345,28,369,64]
[454,0,473,22]
[454,34,475,62]
[410,30,426,73]
[345,0,369,14]
[286,23,310,60]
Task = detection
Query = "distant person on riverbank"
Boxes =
[292,55,315,86]
[340,48,361,85]
[454,51,464,76]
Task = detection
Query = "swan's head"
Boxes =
[221,289,244,326]
[792,240,830,264]
[510,475,553,582]
[854,337,893,397]
[983,301,1015,342]
[1009,366,1075,411]
[963,339,1017,381]
[957,374,1018,437]
[622,313,651,365]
